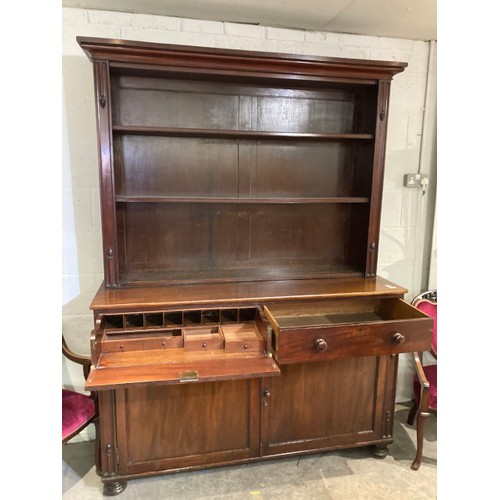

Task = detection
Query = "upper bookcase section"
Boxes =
[77,37,407,84]
[77,37,407,288]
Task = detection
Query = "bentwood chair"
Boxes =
[407,290,437,470]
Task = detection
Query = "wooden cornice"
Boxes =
[77,36,407,83]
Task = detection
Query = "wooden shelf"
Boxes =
[117,265,365,287]
[113,125,374,141]
[115,195,370,204]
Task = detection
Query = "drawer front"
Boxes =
[101,332,183,353]
[221,324,265,354]
[274,319,431,364]
[265,298,433,364]
[184,326,225,351]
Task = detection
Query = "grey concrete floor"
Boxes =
[62,403,437,499]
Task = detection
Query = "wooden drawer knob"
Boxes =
[313,338,328,352]
[391,332,406,345]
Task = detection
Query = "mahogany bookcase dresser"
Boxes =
[76,37,433,495]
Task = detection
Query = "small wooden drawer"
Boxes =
[263,298,433,364]
[101,329,184,353]
[184,326,225,351]
[221,323,265,353]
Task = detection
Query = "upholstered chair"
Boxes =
[407,291,437,470]
[62,335,96,443]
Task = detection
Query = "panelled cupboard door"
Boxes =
[114,378,261,475]
[260,355,397,456]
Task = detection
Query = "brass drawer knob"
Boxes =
[313,338,328,352]
[391,332,406,345]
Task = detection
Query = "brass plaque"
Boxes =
[179,370,199,382]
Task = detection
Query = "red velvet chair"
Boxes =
[407,290,437,470]
[62,335,97,444]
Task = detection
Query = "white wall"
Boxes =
[62,7,437,421]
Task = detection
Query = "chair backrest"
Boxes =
[63,335,91,379]
[412,292,437,357]
[62,335,96,443]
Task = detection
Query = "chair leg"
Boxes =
[411,409,430,470]
[407,402,418,426]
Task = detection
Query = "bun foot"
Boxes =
[372,444,389,459]
[103,479,127,496]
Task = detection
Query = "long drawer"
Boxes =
[263,298,433,364]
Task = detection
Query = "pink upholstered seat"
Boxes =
[412,298,437,410]
[407,292,437,470]
[414,299,437,354]
[62,335,96,444]
[62,389,95,442]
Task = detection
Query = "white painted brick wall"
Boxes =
[88,10,134,26]
[224,22,266,39]
[133,13,181,31]
[342,33,380,48]
[62,7,436,408]
[305,31,341,45]
[266,26,305,42]
[181,18,224,34]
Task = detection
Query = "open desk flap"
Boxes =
[85,351,280,391]
[86,318,280,390]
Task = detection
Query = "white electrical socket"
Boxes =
[403,173,429,188]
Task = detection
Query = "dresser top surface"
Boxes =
[90,276,407,312]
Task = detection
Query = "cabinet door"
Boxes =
[114,378,261,475]
[260,355,397,456]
